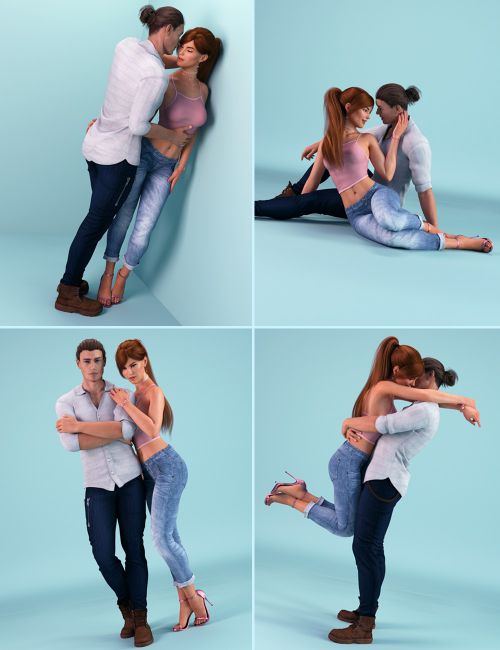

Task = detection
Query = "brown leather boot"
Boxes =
[274,181,298,198]
[337,609,376,628]
[328,615,375,644]
[132,609,154,647]
[56,280,89,296]
[117,600,135,639]
[55,283,102,316]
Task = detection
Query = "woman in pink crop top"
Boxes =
[110,339,213,632]
[265,336,476,537]
[302,86,492,254]
[98,28,222,306]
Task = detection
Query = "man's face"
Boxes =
[375,99,402,125]
[163,23,184,55]
[77,350,105,384]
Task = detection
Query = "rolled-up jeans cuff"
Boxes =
[103,254,119,262]
[437,233,445,250]
[416,214,425,228]
[304,497,323,518]
[174,574,195,588]
[122,257,136,271]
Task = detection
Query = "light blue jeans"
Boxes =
[304,441,370,537]
[142,445,195,587]
[346,183,445,250]
[104,138,178,269]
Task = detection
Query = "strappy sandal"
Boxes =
[111,268,129,304]
[455,235,493,253]
[192,590,213,627]
[172,596,193,632]
[97,271,114,307]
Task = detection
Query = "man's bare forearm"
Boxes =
[418,189,438,227]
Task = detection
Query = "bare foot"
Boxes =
[97,272,113,307]
[456,235,493,253]
[273,482,307,498]
[111,268,130,304]
[173,598,193,631]
[190,592,209,625]
[265,493,296,507]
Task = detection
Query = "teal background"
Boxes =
[255,0,500,200]
[0,0,251,325]
[255,329,499,648]
[0,328,251,649]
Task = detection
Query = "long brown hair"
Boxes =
[322,86,374,168]
[352,336,424,417]
[115,339,173,433]
[179,27,222,83]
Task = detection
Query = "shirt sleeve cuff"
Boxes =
[375,415,389,434]
[59,432,80,452]
[415,182,432,193]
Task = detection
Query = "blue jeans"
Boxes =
[84,476,148,609]
[105,138,178,269]
[304,441,370,537]
[61,159,136,285]
[346,183,444,250]
[353,478,402,617]
[142,446,194,587]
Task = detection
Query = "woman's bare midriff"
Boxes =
[147,137,182,161]
[346,434,375,455]
[340,176,376,209]
[137,436,169,464]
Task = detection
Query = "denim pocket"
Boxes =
[85,496,91,530]
[367,479,401,503]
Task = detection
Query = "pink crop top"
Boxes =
[323,136,369,193]
[132,385,162,450]
[158,77,207,136]
[357,402,397,445]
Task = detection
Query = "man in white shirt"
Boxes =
[56,338,154,646]
[56,6,190,317]
[328,357,480,645]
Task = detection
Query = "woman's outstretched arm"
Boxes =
[372,380,476,408]
[110,387,164,438]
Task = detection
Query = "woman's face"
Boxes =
[347,105,372,129]
[121,356,148,385]
[415,371,434,389]
[176,40,207,69]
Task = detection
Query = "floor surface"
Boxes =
[255,169,500,327]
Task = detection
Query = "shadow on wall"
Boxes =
[141,81,220,278]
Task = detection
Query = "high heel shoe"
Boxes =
[172,596,193,632]
[270,470,306,495]
[192,589,213,627]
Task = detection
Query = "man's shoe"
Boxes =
[274,181,298,198]
[117,600,135,639]
[132,609,154,647]
[328,615,375,644]
[55,283,103,317]
[56,280,89,296]
[337,609,376,628]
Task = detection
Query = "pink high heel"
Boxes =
[193,589,213,626]
[270,470,306,495]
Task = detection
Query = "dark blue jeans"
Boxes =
[84,476,148,610]
[352,479,401,617]
[61,159,137,286]
[255,164,373,220]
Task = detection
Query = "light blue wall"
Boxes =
[255,329,499,589]
[0,328,251,598]
[137,0,253,326]
[1,0,251,325]
[256,0,500,201]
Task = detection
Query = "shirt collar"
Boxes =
[139,38,163,64]
[75,380,113,396]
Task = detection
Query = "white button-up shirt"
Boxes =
[56,381,141,490]
[82,38,169,166]
[365,401,440,497]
